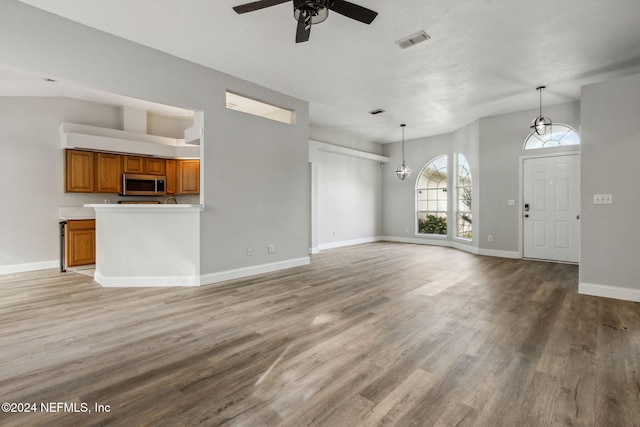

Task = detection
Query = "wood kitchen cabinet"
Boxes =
[65,149,95,193]
[123,155,165,176]
[166,159,200,195]
[123,155,145,174]
[144,157,166,176]
[95,152,122,193]
[66,150,121,194]
[65,149,194,194]
[179,160,200,194]
[165,159,177,195]
[65,219,96,267]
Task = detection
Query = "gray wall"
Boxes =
[310,126,383,154]
[580,73,640,297]
[382,102,581,256]
[147,114,193,140]
[0,97,200,271]
[382,131,453,240]
[382,122,480,250]
[309,127,385,251]
[0,1,310,275]
[478,102,580,254]
[0,97,123,267]
[312,145,383,249]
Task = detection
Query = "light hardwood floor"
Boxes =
[1,243,639,426]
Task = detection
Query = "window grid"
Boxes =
[456,154,472,239]
[523,123,580,149]
[417,155,448,235]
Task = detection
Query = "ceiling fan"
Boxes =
[233,0,378,43]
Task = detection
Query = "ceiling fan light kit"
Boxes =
[293,0,329,25]
[530,85,552,136]
[233,0,378,43]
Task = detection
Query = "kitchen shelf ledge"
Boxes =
[61,122,199,159]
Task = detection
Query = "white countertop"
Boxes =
[85,204,205,213]
[59,206,96,220]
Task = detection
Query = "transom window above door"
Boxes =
[524,123,580,149]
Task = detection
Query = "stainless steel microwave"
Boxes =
[121,174,166,196]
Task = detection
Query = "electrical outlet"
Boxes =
[332,230,336,236]
[488,235,493,242]
[268,244,275,254]
[247,248,254,256]
[404,227,409,233]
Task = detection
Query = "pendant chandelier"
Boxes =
[530,85,552,135]
[395,124,411,181]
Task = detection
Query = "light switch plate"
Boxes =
[593,194,613,205]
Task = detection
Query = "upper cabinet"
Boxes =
[65,149,198,195]
[123,155,145,174]
[178,160,200,194]
[95,152,123,193]
[166,159,200,195]
[123,155,166,176]
[166,159,177,195]
[144,157,166,176]
[65,150,95,193]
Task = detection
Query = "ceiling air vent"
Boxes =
[396,30,430,49]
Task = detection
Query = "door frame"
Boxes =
[518,151,580,261]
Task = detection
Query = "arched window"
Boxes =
[524,123,580,149]
[456,154,472,239]
[417,155,448,235]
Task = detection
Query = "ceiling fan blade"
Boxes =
[233,0,290,14]
[295,12,311,43]
[328,0,377,24]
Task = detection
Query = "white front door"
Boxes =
[523,155,580,263]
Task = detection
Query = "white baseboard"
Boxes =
[579,282,640,303]
[94,271,201,287]
[94,257,311,288]
[451,240,480,255]
[317,237,381,251]
[0,260,58,275]
[381,236,520,259]
[381,235,447,246]
[199,257,311,286]
[477,248,521,259]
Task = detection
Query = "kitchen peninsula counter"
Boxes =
[85,203,204,287]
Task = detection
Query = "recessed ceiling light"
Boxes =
[396,30,431,49]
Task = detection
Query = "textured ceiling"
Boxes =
[11,0,640,143]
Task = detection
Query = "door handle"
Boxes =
[524,214,529,218]
[577,215,580,219]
